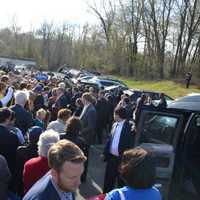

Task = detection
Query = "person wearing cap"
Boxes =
[16,126,43,196]
[33,85,45,112]
[23,129,60,194]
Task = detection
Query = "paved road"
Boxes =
[76,145,106,200]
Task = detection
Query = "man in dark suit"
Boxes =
[10,91,33,135]
[0,108,19,190]
[103,106,134,193]
[80,92,97,146]
[23,140,86,200]
[80,92,96,181]
[95,90,109,144]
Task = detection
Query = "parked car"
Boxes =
[174,93,200,102]
[123,89,174,105]
[78,75,95,82]
[134,99,200,200]
[80,76,127,88]
[104,85,128,97]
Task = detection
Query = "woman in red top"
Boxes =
[23,129,60,194]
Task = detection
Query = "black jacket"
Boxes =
[104,120,134,160]
[96,97,109,127]
[10,104,33,135]
[60,133,88,156]
[15,144,38,195]
[0,125,19,189]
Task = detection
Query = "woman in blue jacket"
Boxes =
[106,147,161,200]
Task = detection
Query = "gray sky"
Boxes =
[0,0,99,31]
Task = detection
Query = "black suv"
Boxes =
[135,101,200,200]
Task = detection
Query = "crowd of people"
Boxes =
[0,70,164,200]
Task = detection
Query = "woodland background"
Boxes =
[0,0,200,82]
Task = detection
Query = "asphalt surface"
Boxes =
[76,145,106,200]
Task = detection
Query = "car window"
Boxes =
[164,95,174,101]
[130,91,143,102]
[147,93,159,100]
[99,81,118,87]
[140,113,178,145]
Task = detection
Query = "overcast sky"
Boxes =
[0,0,99,31]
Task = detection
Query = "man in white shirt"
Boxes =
[103,106,134,193]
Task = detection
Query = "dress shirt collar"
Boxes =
[115,120,125,127]
[50,175,73,200]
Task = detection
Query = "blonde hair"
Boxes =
[36,108,47,117]
[82,92,94,104]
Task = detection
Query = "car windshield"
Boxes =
[140,113,178,145]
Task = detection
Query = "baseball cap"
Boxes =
[27,126,43,143]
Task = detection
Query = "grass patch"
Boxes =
[115,76,200,98]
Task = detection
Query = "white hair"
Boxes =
[58,82,65,89]
[37,130,60,157]
[14,90,29,106]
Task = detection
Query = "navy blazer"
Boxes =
[80,104,97,145]
[0,125,19,185]
[10,104,33,135]
[104,120,134,160]
[23,173,75,200]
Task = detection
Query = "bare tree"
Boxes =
[53,22,75,68]
[119,0,143,76]
[142,0,174,79]
[172,0,200,77]
[37,21,55,69]
[88,0,116,44]
[10,15,22,56]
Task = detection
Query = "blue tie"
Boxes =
[63,192,72,200]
